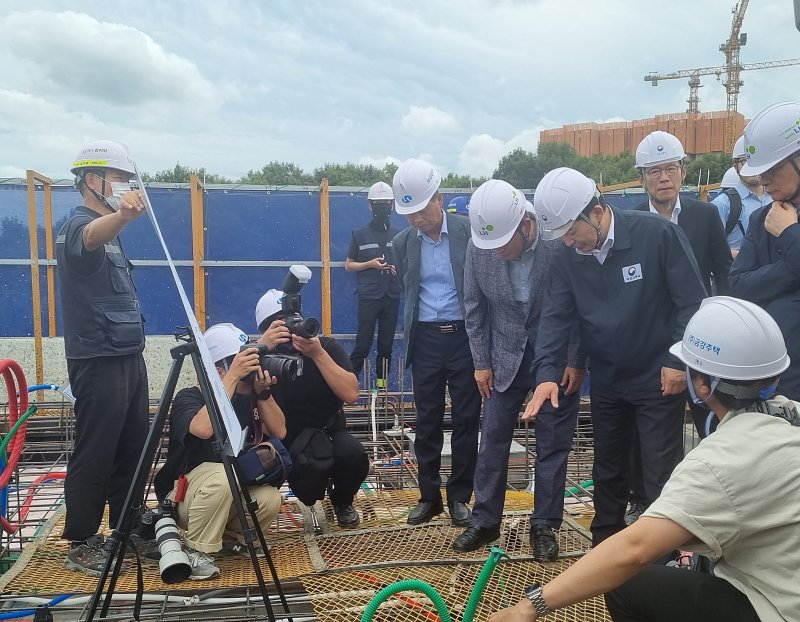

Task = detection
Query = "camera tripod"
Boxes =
[85,331,293,621]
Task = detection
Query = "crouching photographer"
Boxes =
[154,323,287,580]
[255,271,369,528]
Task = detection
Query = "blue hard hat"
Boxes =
[447,196,470,215]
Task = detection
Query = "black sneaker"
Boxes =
[334,504,360,528]
[64,535,110,577]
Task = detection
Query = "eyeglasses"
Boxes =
[643,165,682,180]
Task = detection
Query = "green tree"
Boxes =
[141,162,231,183]
[238,161,315,185]
[313,162,383,186]
[440,172,487,188]
[492,148,538,188]
[685,152,731,186]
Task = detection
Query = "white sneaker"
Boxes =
[185,548,220,580]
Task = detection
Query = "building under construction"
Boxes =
[538,111,746,159]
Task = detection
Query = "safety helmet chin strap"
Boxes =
[788,154,800,206]
[579,196,606,250]
[85,171,117,212]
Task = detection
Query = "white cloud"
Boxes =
[0,10,217,109]
[457,126,543,178]
[400,106,459,137]
[358,155,401,168]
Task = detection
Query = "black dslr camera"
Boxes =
[278,265,320,345]
[240,343,301,383]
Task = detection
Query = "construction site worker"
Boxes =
[634,130,732,295]
[712,135,772,257]
[730,101,800,401]
[392,158,481,527]
[446,195,470,216]
[255,289,368,527]
[452,182,583,559]
[56,140,150,576]
[154,324,284,580]
[345,181,402,389]
[490,297,799,622]
[525,167,706,546]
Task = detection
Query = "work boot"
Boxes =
[530,525,559,562]
[407,501,444,525]
[64,535,110,577]
[452,525,501,552]
[334,504,361,528]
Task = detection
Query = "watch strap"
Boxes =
[524,583,552,616]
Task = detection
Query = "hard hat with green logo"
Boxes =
[468,179,526,249]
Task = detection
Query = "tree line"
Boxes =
[142,144,732,189]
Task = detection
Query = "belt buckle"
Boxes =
[440,324,454,334]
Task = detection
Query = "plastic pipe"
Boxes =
[25,384,59,393]
[360,579,451,622]
[564,479,593,497]
[461,546,509,621]
[0,593,71,620]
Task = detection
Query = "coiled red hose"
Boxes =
[0,359,29,534]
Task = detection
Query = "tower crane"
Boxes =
[644,0,800,153]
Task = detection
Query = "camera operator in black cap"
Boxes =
[255,286,369,528]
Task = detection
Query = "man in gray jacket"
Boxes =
[392,158,482,527]
[453,180,583,559]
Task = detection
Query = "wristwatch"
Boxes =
[255,388,271,401]
[524,583,552,617]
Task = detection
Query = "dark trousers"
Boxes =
[63,354,149,541]
[410,322,481,504]
[472,351,578,529]
[350,295,400,380]
[328,429,370,506]
[605,564,759,622]
[590,386,685,545]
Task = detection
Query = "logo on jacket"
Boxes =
[622,263,643,283]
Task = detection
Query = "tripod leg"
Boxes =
[85,345,188,622]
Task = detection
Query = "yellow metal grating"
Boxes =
[301,560,611,622]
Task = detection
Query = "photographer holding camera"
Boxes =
[255,280,369,528]
[154,323,285,580]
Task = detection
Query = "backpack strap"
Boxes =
[723,187,744,236]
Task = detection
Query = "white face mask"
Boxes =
[102,181,134,212]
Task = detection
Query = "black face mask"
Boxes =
[371,203,392,220]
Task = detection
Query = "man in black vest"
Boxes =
[345,181,402,389]
[56,140,149,576]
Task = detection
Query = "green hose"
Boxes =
[360,578,452,622]
[461,546,510,621]
[360,546,509,622]
[0,405,37,456]
[564,479,593,497]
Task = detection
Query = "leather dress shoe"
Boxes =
[448,501,472,527]
[452,525,501,552]
[407,501,444,525]
[530,524,559,561]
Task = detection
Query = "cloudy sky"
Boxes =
[1,0,798,181]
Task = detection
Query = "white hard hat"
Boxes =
[70,140,136,176]
[669,296,790,381]
[741,101,800,175]
[392,158,442,215]
[524,200,534,214]
[732,136,746,160]
[367,181,394,201]
[204,323,249,364]
[255,289,285,330]
[468,180,526,249]
[635,131,686,168]
[533,167,598,240]
[720,167,739,188]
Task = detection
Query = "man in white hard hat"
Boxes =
[730,101,800,401]
[525,167,706,547]
[392,158,482,526]
[452,182,583,560]
[634,130,732,295]
[56,140,150,576]
[154,324,284,580]
[345,181,402,389]
[490,296,800,622]
[712,136,771,257]
[254,288,368,527]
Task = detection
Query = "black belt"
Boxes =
[419,321,465,334]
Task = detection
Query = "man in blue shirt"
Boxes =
[392,158,481,527]
[712,136,771,257]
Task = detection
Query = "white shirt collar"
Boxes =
[576,209,615,264]
[648,196,681,224]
